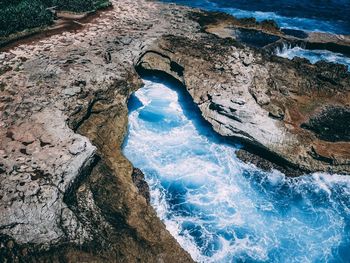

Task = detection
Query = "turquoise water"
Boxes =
[122,78,350,262]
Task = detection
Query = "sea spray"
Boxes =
[123,79,350,262]
[160,0,350,34]
[275,43,350,71]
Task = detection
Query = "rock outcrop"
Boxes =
[137,32,350,175]
[0,0,197,261]
[132,168,151,204]
[197,11,350,56]
[0,0,349,261]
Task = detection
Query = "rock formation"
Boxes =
[0,0,349,261]
[137,17,350,175]
[0,0,196,261]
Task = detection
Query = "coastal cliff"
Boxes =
[137,31,350,175]
[0,0,349,261]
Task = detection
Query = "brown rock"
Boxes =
[132,168,151,204]
[1,0,349,261]
[136,32,350,174]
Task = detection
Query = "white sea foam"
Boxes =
[276,43,350,71]
[123,80,350,262]
[174,0,343,34]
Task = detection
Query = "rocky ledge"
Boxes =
[137,13,350,175]
[0,0,349,261]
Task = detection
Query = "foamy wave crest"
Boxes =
[223,8,340,34]
[276,43,350,71]
[161,0,347,34]
[123,79,350,262]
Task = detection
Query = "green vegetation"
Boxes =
[0,0,111,37]
[58,0,95,13]
[57,0,112,12]
[0,0,53,37]
[94,0,112,9]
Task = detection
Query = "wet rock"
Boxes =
[0,0,197,261]
[236,149,303,177]
[132,168,151,204]
[234,28,281,48]
[1,0,349,261]
[137,32,350,174]
[301,106,350,142]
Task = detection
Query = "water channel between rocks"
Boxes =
[122,77,350,263]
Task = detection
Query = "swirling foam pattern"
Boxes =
[122,79,350,262]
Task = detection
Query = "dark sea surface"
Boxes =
[161,0,350,70]
[161,0,350,34]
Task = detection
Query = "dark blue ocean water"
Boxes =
[123,79,350,263]
[161,0,350,70]
[161,0,350,34]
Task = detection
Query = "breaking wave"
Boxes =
[276,43,350,71]
[160,0,350,34]
[122,79,350,262]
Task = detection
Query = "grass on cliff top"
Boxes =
[0,0,111,37]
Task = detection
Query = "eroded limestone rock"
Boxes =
[0,0,349,261]
[0,0,197,261]
[0,109,96,245]
[137,33,350,174]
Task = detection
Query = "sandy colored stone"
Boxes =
[0,0,349,261]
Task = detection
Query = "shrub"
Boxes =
[0,0,111,37]
[0,0,53,37]
[40,0,57,7]
[58,0,95,12]
[93,0,111,9]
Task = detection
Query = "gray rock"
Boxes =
[63,86,82,97]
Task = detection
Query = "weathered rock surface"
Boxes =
[0,0,349,261]
[137,31,350,175]
[198,11,350,55]
[0,0,197,261]
[132,168,151,204]
[1,109,96,245]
